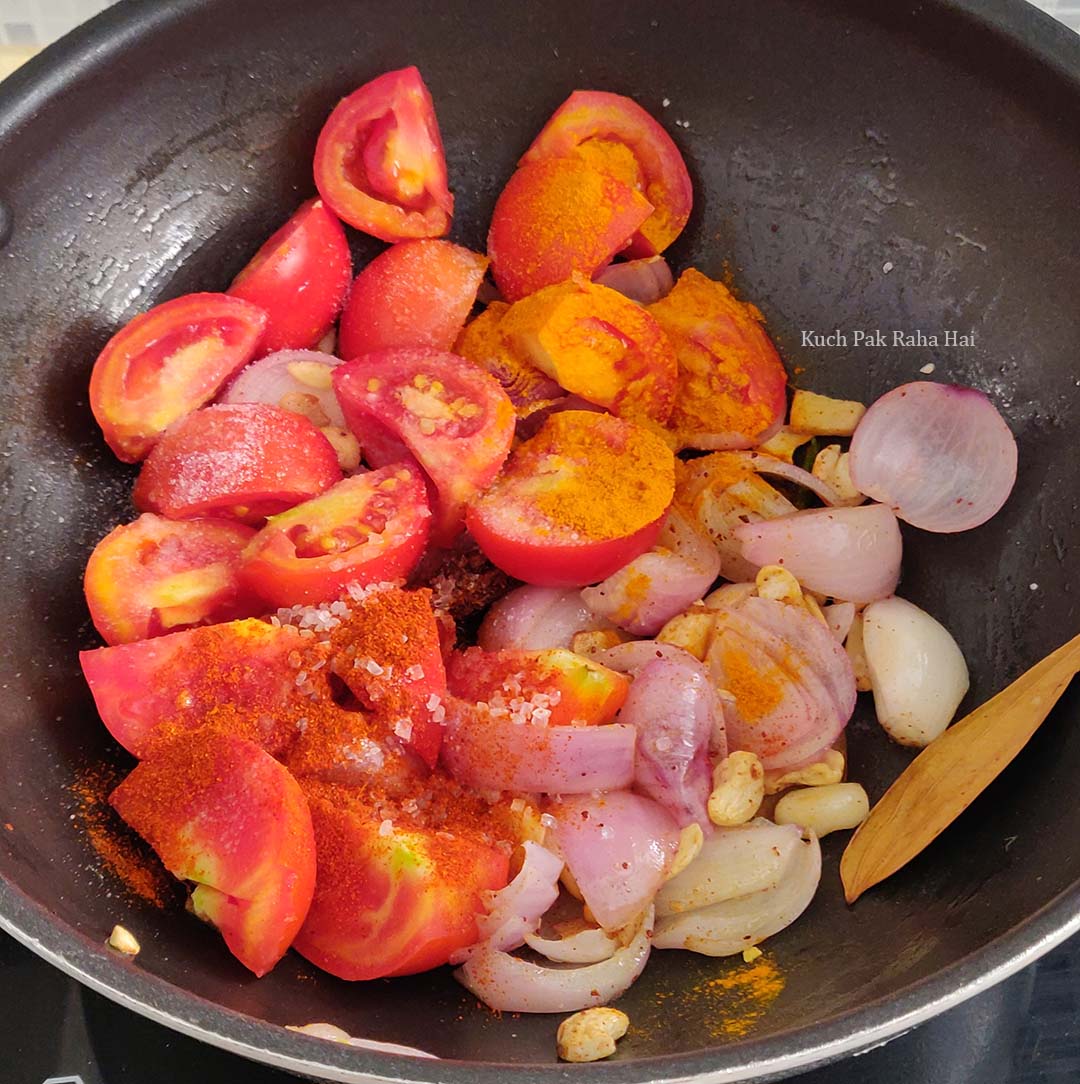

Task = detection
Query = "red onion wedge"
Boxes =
[620,656,720,826]
[581,507,721,636]
[523,924,619,964]
[653,829,820,956]
[706,595,857,772]
[735,504,902,605]
[822,602,856,643]
[441,699,635,794]
[220,349,346,428]
[548,792,679,930]
[848,381,1018,532]
[455,906,654,1013]
[594,257,674,305]
[478,585,606,652]
[451,842,563,963]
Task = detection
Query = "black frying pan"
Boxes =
[1,1,1079,1080]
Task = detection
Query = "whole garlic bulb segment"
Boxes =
[862,596,969,747]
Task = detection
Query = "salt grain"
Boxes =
[919,362,936,375]
[882,261,894,274]
[378,819,394,837]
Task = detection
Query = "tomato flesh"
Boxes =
[228,199,352,353]
[333,349,515,545]
[133,403,343,524]
[314,67,453,242]
[239,464,431,608]
[90,293,268,462]
[84,513,257,645]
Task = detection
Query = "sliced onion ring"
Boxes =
[220,349,346,428]
[735,504,902,605]
[848,381,1017,532]
[455,906,654,1013]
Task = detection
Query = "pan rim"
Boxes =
[1,0,1078,1080]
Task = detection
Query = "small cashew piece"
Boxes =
[764,749,846,795]
[774,782,869,837]
[667,822,704,880]
[557,1007,630,1063]
[708,751,765,826]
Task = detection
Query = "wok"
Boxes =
[0,0,1078,1080]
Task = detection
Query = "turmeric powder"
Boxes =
[649,269,787,450]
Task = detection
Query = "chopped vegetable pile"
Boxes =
[78,66,1018,1035]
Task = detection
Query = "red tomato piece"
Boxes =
[84,513,257,645]
[333,349,515,546]
[228,199,352,354]
[238,464,431,608]
[79,618,312,758]
[133,403,342,524]
[521,89,693,258]
[89,293,268,462]
[292,778,509,980]
[466,410,676,586]
[337,240,488,360]
[314,67,453,242]
[448,647,629,726]
[487,157,652,302]
[111,732,316,977]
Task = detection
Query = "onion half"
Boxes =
[455,906,654,1013]
[220,349,346,428]
[848,381,1017,532]
[735,504,902,605]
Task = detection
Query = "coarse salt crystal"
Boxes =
[540,813,558,829]
[295,671,308,686]
[364,659,384,676]
[919,362,936,374]
[393,718,414,741]
[379,819,394,837]
[405,664,425,681]
[882,261,894,274]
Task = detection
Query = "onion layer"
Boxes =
[848,381,1017,532]
[524,925,619,964]
[732,451,857,508]
[478,585,605,652]
[653,830,820,956]
[620,657,720,826]
[442,699,636,794]
[706,595,857,772]
[220,349,346,428]
[735,503,902,605]
[595,639,702,674]
[455,906,654,1013]
[822,602,856,643]
[862,595,970,747]
[549,792,679,930]
[594,257,674,304]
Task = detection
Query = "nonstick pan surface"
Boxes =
[0,1,1078,1080]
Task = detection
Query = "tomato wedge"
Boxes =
[521,90,693,257]
[228,199,352,353]
[239,464,431,608]
[314,67,453,242]
[84,513,257,645]
[89,293,268,462]
[293,778,509,980]
[466,410,675,586]
[133,403,343,524]
[337,240,488,360]
[333,349,515,545]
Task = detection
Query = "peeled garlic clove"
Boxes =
[862,596,969,747]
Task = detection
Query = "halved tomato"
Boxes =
[239,464,431,608]
[90,293,268,462]
[648,269,788,451]
[314,67,453,242]
[111,732,316,977]
[292,778,509,980]
[338,240,488,360]
[521,90,693,257]
[447,647,629,726]
[487,158,652,301]
[228,199,352,353]
[133,403,342,524]
[466,410,675,586]
[80,618,312,758]
[84,513,257,645]
[333,349,515,545]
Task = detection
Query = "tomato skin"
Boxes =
[111,732,316,978]
[487,158,652,302]
[521,89,693,258]
[292,780,509,980]
[228,199,352,353]
[238,464,431,608]
[466,410,675,586]
[333,349,515,545]
[133,403,343,524]
[314,67,453,242]
[337,240,488,360]
[90,293,268,462]
[84,513,257,645]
